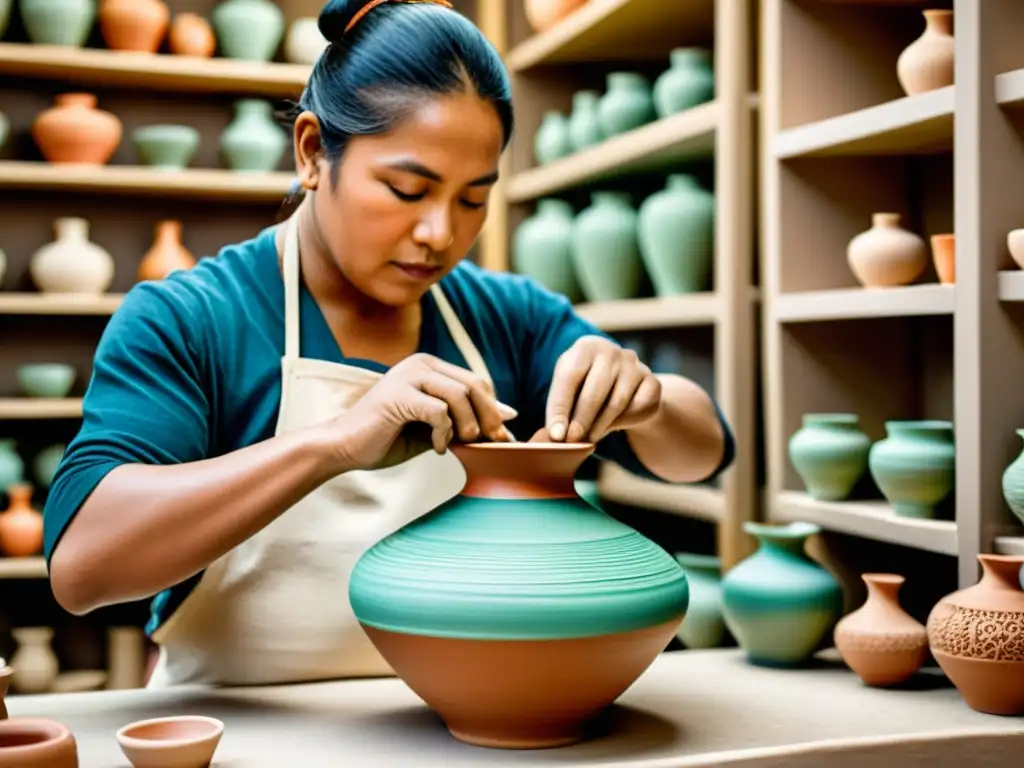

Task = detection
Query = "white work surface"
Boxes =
[5,649,1023,767]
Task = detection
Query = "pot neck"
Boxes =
[885,420,953,442]
[977,554,1024,592]
[923,9,952,34]
[746,521,818,556]
[673,552,721,576]
[862,573,904,603]
[452,443,595,500]
[235,99,271,118]
[607,71,648,91]
[4,483,33,511]
[670,47,711,68]
[155,220,182,242]
[871,212,903,229]
[55,217,89,241]
[573,89,599,107]
[536,199,573,218]
[802,413,861,431]
[666,173,701,191]
[591,191,632,208]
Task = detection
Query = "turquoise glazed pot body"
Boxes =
[869,420,954,518]
[571,191,642,302]
[637,173,715,295]
[132,125,200,170]
[513,199,582,302]
[653,48,715,118]
[533,111,572,165]
[598,72,655,137]
[349,442,688,749]
[220,100,287,172]
[721,522,843,667]
[568,90,603,151]
[673,553,725,649]
[21,0,95,45]
[1002,429,1024,526]
[788,413,871,501]
[0,439,24,491]
[212,0,283,61]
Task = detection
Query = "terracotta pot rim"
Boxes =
[977,553,1024,567]
[116,715,224,747]
[861,572,905,585]
[453,441,594,452]
[931,233,955,242]
[0,718,73,751]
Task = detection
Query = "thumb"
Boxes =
[545,347,590,442]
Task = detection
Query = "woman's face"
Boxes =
[300,92,504,307]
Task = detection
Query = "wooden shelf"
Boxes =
[772,284,955,323]
[771,492,958,556]
[506,101,719,203]
[0,557,47,580]
[598,463,724,524]
[772,87,954,158]
[996,67,1024,107]
[506,0,715,72]
[0,293,125,315]
[0,161,294,202]
[0,399,83,419]
[998,270,1024,301]
[0,43,310,97]
[574,293,720,332]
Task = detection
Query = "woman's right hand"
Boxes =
[325,353,518,471]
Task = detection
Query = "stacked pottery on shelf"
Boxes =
[788,413,871,501]
[571,192,643,302]
[512,199,582,302]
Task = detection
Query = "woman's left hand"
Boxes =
[544,336,662,444]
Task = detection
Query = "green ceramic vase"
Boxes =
[513,199,582,302]
[20,0,95,46]
[597,72,655,137]
[568,90,603,152]
[220,100,287,172]
[869,420,955,519]
[131,125,200,171]
[0,438,24,492]
[1001,429,1024,527]
[788,413,871,501]
[637,174,714,295]
[570,191,642,302]
[673,553,725,649]
[533,110,572,165]
[212,0,284,61]
[653,48,715,118]
[721,521,843,667]
[33,443,65,489]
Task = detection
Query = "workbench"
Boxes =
[5,649,1023,767]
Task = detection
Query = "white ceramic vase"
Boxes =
[847,212,927,288]
[10,627,59,694]
[284,17,327,64]
[30,217,115,294]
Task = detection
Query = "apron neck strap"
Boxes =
[282,214,493,388]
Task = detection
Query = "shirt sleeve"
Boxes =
[516,278,735,483]
[42,281,213,563]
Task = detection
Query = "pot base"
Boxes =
[362,616,683,749]
[933,650,1024,715]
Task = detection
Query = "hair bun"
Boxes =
[318,0,369,43]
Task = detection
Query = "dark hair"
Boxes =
[290,0,513,166]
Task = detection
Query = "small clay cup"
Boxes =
[0,717,78,767]
[116,715,223,768]
[930,233,954,284]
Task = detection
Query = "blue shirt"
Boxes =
[43,224,735,634]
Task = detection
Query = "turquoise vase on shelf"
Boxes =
[653,48,715,118]
[348,442,689,748]
[512,199,582,303]
[570,191,643,302]
[868,420,954,519]
[673,553,726,650]
[597,72,655,137]
[637,174,715,295]
[788,413,871,502]
[0,439,24,492]
[568,90,603,152]
[212,0,284,61]
[220,99,287,172]
[533,111,572,165]
[1001,429,1024,527]
[721,522,843,667]
[20,0,95,46]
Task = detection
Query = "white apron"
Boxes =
[147,215,493,687]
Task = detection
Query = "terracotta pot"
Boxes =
[897,10,954,97]
[32,93,122,165]
[847,212,928,288]
[523,0,588,33]
[927,554,1024,715]
[99,0,170,52]
[138,220,196,282]
[168,12,214,57]
[116,715,223,768]
[834,573,928,687]
[0,718,77,767]
[348,441,689,749]
[0,483,43,558]
[931,233,954,284]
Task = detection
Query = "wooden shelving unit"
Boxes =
[761,0,1024,592]
[497,0,759,569]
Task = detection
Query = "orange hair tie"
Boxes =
[344,0,454,35]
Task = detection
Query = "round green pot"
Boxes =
[673,553,725,649]
[570,191,642,302]
[637,174,714,295]
[653,48,715,118]
[220,99,287,172]
[568,90,603,152]
[869,420,955,519]
[1002,429,1024,527]
[721,521,843,667]
[212,0,284,61]
[597,72,655,137]
[21,0,95,46]
[132,125,200,171]
[513,199,582,302]
[788,413,871,501]
[0,438,24,492]
[534,110,572,165]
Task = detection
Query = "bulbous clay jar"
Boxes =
[897,10,954,97]
[524,0,587,33]
[0,718,78,767]
[0,483,43,558]
[927,554,1024,715]
[138,220,196,281]
[32,93,122,165]
[847,212,927,288]
[169,12,215,57]
[834,573,928,687]
[99,0,170,52]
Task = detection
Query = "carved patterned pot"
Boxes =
[348,442,689,749]
[927,554,1024,715]
[834,573,928,687]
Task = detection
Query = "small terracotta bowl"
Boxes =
[116,715,223,768]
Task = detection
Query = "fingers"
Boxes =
[588,364,645,441]
[417,372,483,443]
[399,389,454,454]
[545,343,594,442]
[566,354,617,443]
[421,356,517,442]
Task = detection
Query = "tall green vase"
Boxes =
[869,420,955,519]
[673,553,726,649]
[568,90,603,152]
[637,174,714,295]
[534,110,572,165]
[212,0,284,61]
[788,413,871,501]
[653,48,715,118]
[220,99,288,172]
[570,191,642,302]
[513,199,582,302]
[721,521,843,667]
[597,72,655,138]
[20,0,95,46]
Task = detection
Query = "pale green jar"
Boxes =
[570,191,642,302]
[533,111,572,165]
[869,420,954,519]
[220,100,288,172]
[567,90,603,152]
[0,438,24,492]
[597,72,655,137]
[20,0,95,46]
[653,48,715,118]
[788,413,871,501]
[513,199,582,302]
[637,174,715,295]
[673,553,725,649]
[212,0,284,61]
[1001,429,1024,526]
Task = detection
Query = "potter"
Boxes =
[42,0,733,688]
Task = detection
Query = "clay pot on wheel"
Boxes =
[348,441,689,749]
